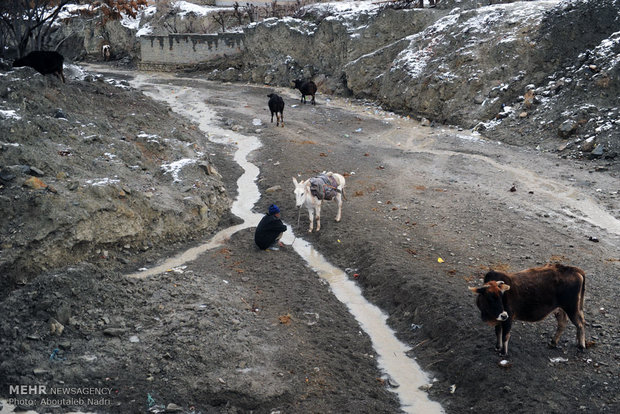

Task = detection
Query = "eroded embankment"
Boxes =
[0,69,230,291]
[210,0,620,161]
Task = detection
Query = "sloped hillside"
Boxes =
[220,0,619,163]
[41,1,619,162]
[489,0,620,158]
[0,67,232,290]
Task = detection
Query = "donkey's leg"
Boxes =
[315,202,322,232]
[335,193,342,222]
[307,207,314,233]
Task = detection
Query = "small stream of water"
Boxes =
[126,74,444,413]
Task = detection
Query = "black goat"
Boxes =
[13,51,65,83]
[293,79,317,105]
[267,93,285,127]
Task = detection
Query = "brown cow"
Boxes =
[469,263,586,356]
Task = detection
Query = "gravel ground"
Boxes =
[0,67,618,413]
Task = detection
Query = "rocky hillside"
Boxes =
[44,1,619,162]
[224,0,619,162]
[0,67,231,291]
[2,0,618,289]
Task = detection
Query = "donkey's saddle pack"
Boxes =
[309,174,340,200]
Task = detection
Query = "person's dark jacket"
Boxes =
[254,214,287,249]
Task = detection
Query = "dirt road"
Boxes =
[2,68,618,413]
[134,72,620,413]
[189,72,620,411]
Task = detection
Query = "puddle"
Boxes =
[124,73,444,412]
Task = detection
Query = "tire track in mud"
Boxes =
[303,93,619,242]
[363,116,620,243]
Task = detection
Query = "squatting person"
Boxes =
[254,204,287,250]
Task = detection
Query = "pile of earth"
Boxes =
[0,65,233,291]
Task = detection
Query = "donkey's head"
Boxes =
[292,177,308,207]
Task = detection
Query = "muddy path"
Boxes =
[2,66,618,414]
[127,71,620,413]
[124,71,443,413]
[190,73,620,410]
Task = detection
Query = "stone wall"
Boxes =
[139,33,244,70]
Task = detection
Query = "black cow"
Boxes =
[293,79,317,105]
[13,51,65,83]
[469,263,586,356]
[267,93,284,127]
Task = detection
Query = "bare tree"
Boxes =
[212,11,227,33]
[0,0,147,57]
[264,1,281,19]
[0,0,74,57]
[54,18,86,52]
[259,0,313,21]
[243,3,258,24]
[233,2,244,26]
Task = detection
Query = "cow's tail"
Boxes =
[558,264,586,310]
[578,268,586,311]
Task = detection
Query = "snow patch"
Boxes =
[0,109,20,120]
[137,132,160,140]
[306,1,381,17]
[66,64,87,81]
[120,14,140,30]
[175,1,231,17]
[86,177,121,186]
[137,23,153,37]
[161,158,197,183]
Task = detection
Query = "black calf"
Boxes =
[267,93,285,127]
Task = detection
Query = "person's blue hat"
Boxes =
[268,204,280,215]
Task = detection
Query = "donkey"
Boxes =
[292,172,346,232]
